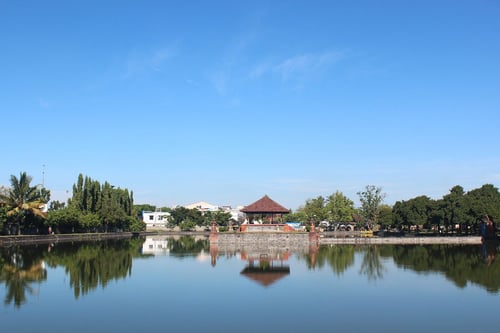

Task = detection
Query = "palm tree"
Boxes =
[0,172,49,235]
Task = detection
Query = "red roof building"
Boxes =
[241,195,289,224]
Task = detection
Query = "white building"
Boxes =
[184,201,244,222]
[184,201,219,212]
[142,209,170,228]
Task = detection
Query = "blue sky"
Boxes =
[1,0,499,210]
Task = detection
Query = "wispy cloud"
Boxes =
[210,71,229,96]
[249,62,271,79]
[273,50,346,81]
[150,48,174,71]
[38,98,50,109]
[121,46,176,79]
[247,50,347,84]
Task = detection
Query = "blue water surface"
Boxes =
[1,236,498,333]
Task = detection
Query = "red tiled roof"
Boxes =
[241,195,289,214]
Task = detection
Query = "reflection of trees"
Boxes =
[45,238,144,298]
[392,244,500,293]
[0,245,48,307]
[309,244,500,291]
[166,236,209,256]
[359,246,386,280]
[302,245,355,275]
[0,238,146,307]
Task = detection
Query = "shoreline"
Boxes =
[0,231,483,247]
[319,235,482,245]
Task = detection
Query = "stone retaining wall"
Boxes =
[212,232,315,247]
[320,235,482,245]
[211,231,482,246]
[0,232,140,246]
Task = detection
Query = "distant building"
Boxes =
[142,209,170,228]
[184,201,219,212]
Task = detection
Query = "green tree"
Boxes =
[0,205,7,235]
[169,207,203,227]
[180,219,196,231]
[441,185,467,232]
[465,184,500,222]
[357,185,386,227]
[378,204,393,228]
[393,196,435,231]
[406,196,433,229]
[46,208,80,233]
[133,204,156,219]
[325,191,355,222]
[0,186,8,232]
[204,210,232,227]
[79,212,101,232]
[62,174,135,233]
[0,172,50,235]
[283,210,308,223]
[301,196,327,223]
[48,200,66,211]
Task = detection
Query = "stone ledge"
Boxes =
[319,236,482,245]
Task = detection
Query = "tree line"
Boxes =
[285,185,390,227]
[286,184,500,233]
[50,173,141,233]
[0,171,232,234]
[391,184,500,233]
[1,170,499,235]
[0,172,144,235]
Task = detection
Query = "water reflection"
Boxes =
[308,242,500,291]
[240,250,291,288]
[1,236,500,310]
[210,243,310,287]
[44,239,142,298]
[0,238,145,307]
[359,246,386,280]
[390,242,500,293]
[0,244,48,308]
[141,235,209,257]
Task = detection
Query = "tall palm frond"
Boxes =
[0,172,49,234]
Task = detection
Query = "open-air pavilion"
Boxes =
[239,195,293,232]
[241,195,290,224]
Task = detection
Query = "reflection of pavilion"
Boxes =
[240,250,291,287]
[210,243,319,288]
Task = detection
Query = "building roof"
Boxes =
[241,195,289,214]
[240,266,290,287]
[184,201,218,211]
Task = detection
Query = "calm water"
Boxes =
[1,236,499,333]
